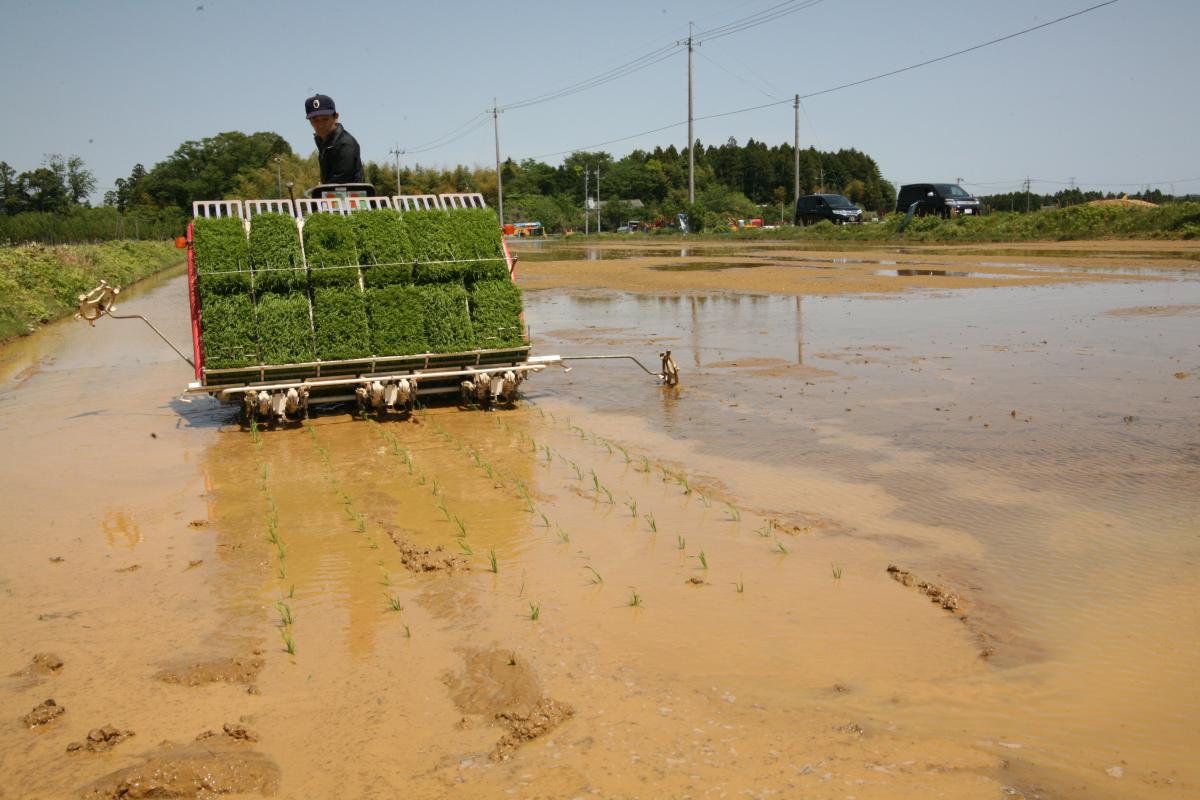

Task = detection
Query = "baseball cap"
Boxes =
[305,94,336,119]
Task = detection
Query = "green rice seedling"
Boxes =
[528,602,540,621]
[556,526,570,543]
[453,516,467,537]
[303,212,359,288]
[437,499,450,520]
[483,463,494,480]
[725,503,741,522]
[697,550,708,569]
[601,440,613,455]
[380,570,392,587]
[458,540,473,555]
[194,215,250,296]
[367,285,427,356]
[249,212,304,293]
[536,406,545,418]
[680,476,692,495]
[571,462,582,481]
[831,563,843,580]
[470,279,525,348]
[488,548,498,573]
[628,589,642,608]
[250,422,261,445]
[645,513,657,532]
[406,210,463,282]
[353,209,413,287]
[431,478,439,496]
[403,624,411,638]
[735,577,745,593]
[699,493,711,508]
[276,601,294,626]
[774,539,789,555]
[519,577,525,598]
[256,291,314,367]
[403,451,414,474]
[276,541,287,561]
[677,535,686,551]
[638,456,651,473]
[754,524,771,538]
[625,498,638,518]
[539,512,550,528]
[542,445,553,462]
[601,487,614,505]
[591,470,601,493]
[368,539,379,549]
[420,284,476,353]
[201,294,258,368]
[507,652,517,666]
[280,628,295,655]
[617,445,630,463]
[386,594,403,611]
[313,286,371,361]
[585,566,603,584]
[287,584,295,598]
[278,565,287,580]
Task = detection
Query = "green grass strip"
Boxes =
[366,285,427,356]
[354,209,414,287]
[256,291,314,365]
[201,293,257,368]
[303,213,359,288]
[249,213,304,294]
[194,216,249,296]
[419,284,475,353]
[470,279,524,348]
[313,286,370,360]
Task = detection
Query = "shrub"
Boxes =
[256,292,314,365]
[354,209,414,287]
[249,213,304,293]
[303,213,359,288]
[470,280,524,348]
[313,285,370,360]
[367,285,427,356]
[193,216,249,296]
[201,293,257,368]
[419,284,475,353]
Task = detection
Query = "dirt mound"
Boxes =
[445,649,574,760]
[10,652,64,680]
[80,736,280,799]
[156,656,264,687]
[492,697,575,761]
[887,564,961,611]
[386,531,470,574]
[67,725,135,753]
[1088,198,1156,208]
[23,698,65,728]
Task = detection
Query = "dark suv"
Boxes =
[896,183,981,218]
[794,193,863,226]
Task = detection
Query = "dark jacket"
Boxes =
[314,124,365,184]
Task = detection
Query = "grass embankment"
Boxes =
[588,202,1200,244]
[0,240,181,343]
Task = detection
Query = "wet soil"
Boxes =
[0,240,1196,798]
[22,698,65,728]
[67,725,135,753]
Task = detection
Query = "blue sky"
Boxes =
[3,0,1197,199]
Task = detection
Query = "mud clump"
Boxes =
[446,648,574,760]
[23,698,65,728]
[887,564,961,612]
[11,652,64,679]
[67,725,135,753]
[80,736,280,799]
[196,722,260,743]
[387,532,470,575]
[492,698,575,761]
[156,656,264,687]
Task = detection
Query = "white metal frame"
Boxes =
[244,199,296,218]
[439,192,487,210]
[392,194,443,211]
[192,200,244,219]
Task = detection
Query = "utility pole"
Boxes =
[491,99,504,225]
[793,94,800,220]
[273,155,282,198]
[685,22,696,204]
[956,177,963,186]
[1024,176,1031,213]
[388,145,404,195]
[595,165,601,233]
[584,169,589,235]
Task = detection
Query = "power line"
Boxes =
[403,114,490,155]
[520,1,1119,161]
[693,0,827,43]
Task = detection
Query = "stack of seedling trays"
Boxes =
[191,205,527,396]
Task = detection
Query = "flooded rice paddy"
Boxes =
[1,240,1197,798]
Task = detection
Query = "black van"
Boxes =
[794,193,863,226]
[895,183,981,217]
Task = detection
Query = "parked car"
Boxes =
[895,183,982,218]
[794,194,863,226]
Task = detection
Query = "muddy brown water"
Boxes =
[1,245,1197,798]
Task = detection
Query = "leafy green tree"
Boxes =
[139,131,292,212]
